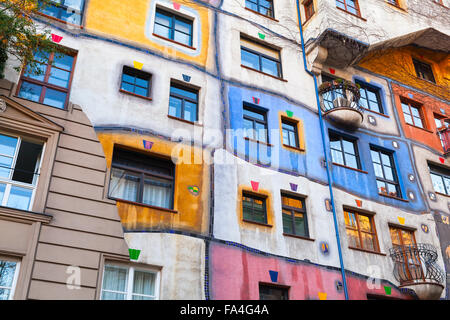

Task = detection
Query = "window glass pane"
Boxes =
[24,63,46,81]
[0,261,16,287]
[254,122,267,142]
[0,135,18,157]
[0,156,12,179]
[346,229,360,248]
[169,96,182,119]
[282,130,289,144]
[241,49,260,70]
[18,81,42,102]
[174,18,192,34]
[404,114,413,125]
[367,90,377,102]
[101,291,126,300]
[183,101,197,122]
[133,271,155,298]
[401,103,411,115]
[370,150,380,163]
[361,233,376,251]
[288,131,297,147]
[134,86,148,97]
[135,77,149,88]
[261,57,278,77]
[6,186,33,210]
[387,183,398,196]
[390,228,401,246]
[413,116,423,128]
[174,31,191,46]
[154,24,171,39]
[53,54,74,70]
[330,138,342,151]
[64,0,84,11]
[243,108,265,121]
[380,153,391,166]
[342,140,355,154]
[43,88,66,109]
[373,163,383,178]
[0,183,5,204]
[345,154,358,169]
[383,165,394,181]
[0,288,12,300]
[294,212,306,236]
[102,265,127,292]
[431,173,446,194]
[109,168,140,202]
[401,230,413,245]
[377,180,387,194]
[121,82,134,93]
[358,215,372,232]
[282,210,293,234]
[443,177,450,195]
[12,140,43,185]
[331,149,344,165]
[48,68,71,88]
[155,11,172,27]
[142,176,172,209]
[170,86,197,101]
[122,73,135,84]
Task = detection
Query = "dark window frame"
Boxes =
[335,0,361,16]
[120,66,152,98]
[281,118,300,148]
[245,0,275,18]
[108,147,175,210]
[401,99,426,129]
[168,82,199,123]
[356,80,384,114]
[243,104,269,143]
[17,50,77,110]
[153,7,194,47]
[344,209,380,252]
[242,191,268,224]
[281,193,309,238]
[329,132,361,170]
[304,0,315,21]
[412,58,436,84]
[240,43,283,79]
[429,164,450,195]
[370,147,401,198]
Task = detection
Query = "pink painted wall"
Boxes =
[209,242,412,300]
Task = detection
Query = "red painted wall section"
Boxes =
[209,242,412,300]
[392,83,450,153]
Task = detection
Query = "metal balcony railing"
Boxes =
[318,80,363,114]
[389,243,445,287]
[438,127,450,154]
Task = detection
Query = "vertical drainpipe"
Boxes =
[295,0,349,300]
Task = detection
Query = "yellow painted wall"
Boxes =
[85,0,211,67]
[97,131,210,234]
[359,46,450,101]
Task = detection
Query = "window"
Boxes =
[246,0,274,18]
[168,82,198,123]
[243,105,268,143]
[304,0,315,21]
[259,284,289,300]
[386,0,399,5]
[370,147,401,198]
[101,264,159,300]
[120,66,151,98]
[356,81,383,114]
[0,259,20,300]
[38,0,85,25]
[389,226,423,284]
[18,50,76,109]
[413,59,436,83]
[344,209,379,252]
[401,100,425,129]
[336,0,360,16]
[153,7,193,47]
[281,118,299,148]
[241,36,282,78]
[242,192,267,224]
[0,133,43,211]
[429,164,450,196]
[434,115,449,148]
[108,147,175,210]
[329,133,360,170]
[281,193,308,238]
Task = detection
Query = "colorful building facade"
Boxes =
[0,0,449,300]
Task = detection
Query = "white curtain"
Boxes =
[142,177,171,209]
[132,271,155,300]
[101,265,128,300]
[109,169,139,202]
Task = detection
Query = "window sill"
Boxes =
[152,33,196,50]
[244,7,279,22]
[336,7,367,21]
[379,193,409,202]
[13,95,67,111]
[282,144,305,152]
[283,233,315,242]
[360,107,389,118]
[242,219,272,227]
[435,191,450,198]
[113,198,178,214]
[241,65,287,82]
[0,205,53,224]
[119,89,153,101]
[167,114,201,126]
[36,12,84,29]
[244,137,274,147]
[405,123,434,134]
[332,162,368,174]
[348,246,386,256]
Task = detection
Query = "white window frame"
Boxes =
[0,257,21,300]
[0,131,44,211]
[100,263,160,300]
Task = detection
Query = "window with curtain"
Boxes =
[0,259,20,300]
[38,0,85,25]
[344,209,380,252]
[0,133,43,211]
[18,49,77,109]
[101,264,158,300]
[281,193,308,238]
[108,147,175,210]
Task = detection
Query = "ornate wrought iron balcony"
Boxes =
[318,80,364,129]
[389,243,445,300]
[438,127,450,155]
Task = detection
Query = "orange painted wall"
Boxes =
[359,46,450,101]
[391,83,450,152]
[97,131,210,234]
